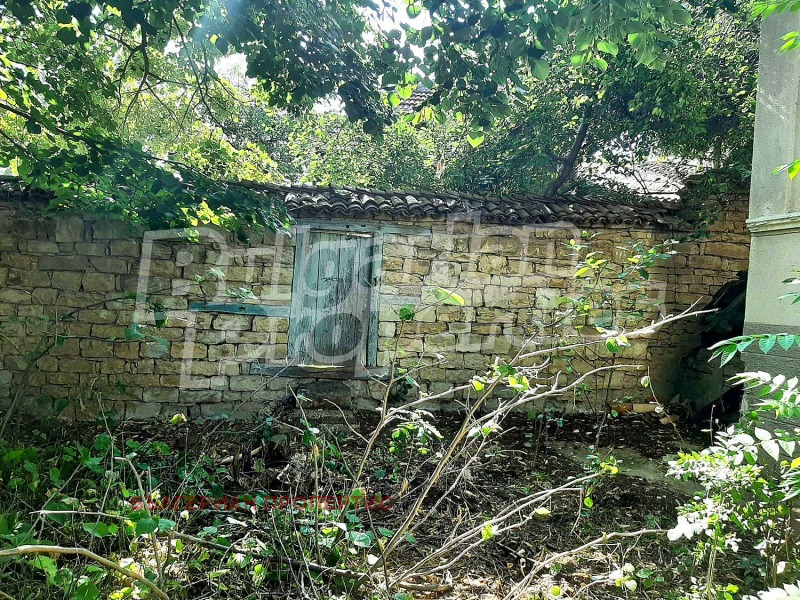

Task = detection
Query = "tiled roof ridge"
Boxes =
[246,181,673,209]
[0,176,682,227]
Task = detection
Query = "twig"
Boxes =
[114,457,164,586]
[502,529,667,600]
[0,545,169,600]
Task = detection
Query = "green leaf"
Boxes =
[762,439,781,461]
[596,40,619,56]
[590,56,608,71]
[467,131,485,148]
[135,517,158,535]
[778,334,796,350]
[398,305,416,321]
[671,7,692,25]
[124,323,146,341]
[719,344,738,366]
[583,497,594,508]
[481,523,495,541]
[574,266,591,278]
[759,335,777,354]
[429,286,465,306]
[570,52,587,66]
[532,59,550,80]
[75,581,101,600]
[789,159,800,179]
[83,522,114,538]
[32,555,58,578]
[158,518,176,531]
[347,531,372,548]
[56,26,79,45]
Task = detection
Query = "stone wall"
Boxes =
[0,195,750,420]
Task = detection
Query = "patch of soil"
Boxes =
[546,412,707,459]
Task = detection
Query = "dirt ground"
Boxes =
[166,410,704,599]
[5,410,709,599]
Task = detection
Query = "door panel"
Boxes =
[289,231,374,368]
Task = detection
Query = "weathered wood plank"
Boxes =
[367,232,383,368]
[291,219,432,236]
[189,302,290,317]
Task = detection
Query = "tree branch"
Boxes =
[0,545,170,600]
[545,103,593,198]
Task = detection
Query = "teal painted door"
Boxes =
[289,231,374,368]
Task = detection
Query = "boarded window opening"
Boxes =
[288,230,377,371]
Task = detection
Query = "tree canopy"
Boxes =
[0,0,757,232]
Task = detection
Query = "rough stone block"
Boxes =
[24,240,59,254]
[79,339,114,358]
[75,242,109,256]
[212,314,253,330]
[125,401,163,419]
[56,217,86,243]
[208,344,236,361]
[180,389,223,403]
[110,240,140,257]
[52,272,82,291]
[230,375,267,391]
[170,342,208,359]
[39,255,89,271]
[59,359,98,373]
[473,235,523,255]
[90,257,130,274]
[703,242,749,260]
[425,333,456,352]
[479,255,508,274]
[82,273,116,293]
[252,316,290,333]
[0,285,36,308]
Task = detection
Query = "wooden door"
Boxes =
[289,230,374,369]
